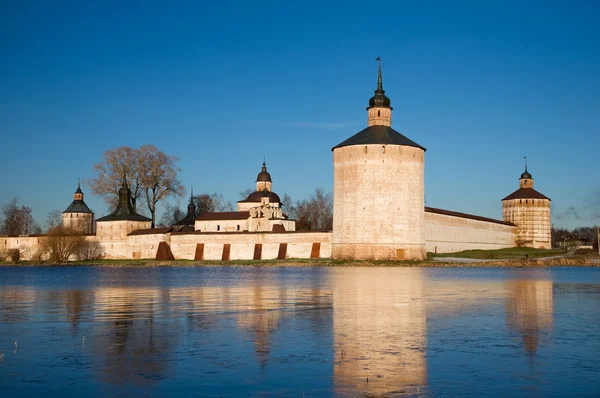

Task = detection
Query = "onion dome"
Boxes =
[367,58,392,109]
[521,168,532,180]
[256,161,272,182]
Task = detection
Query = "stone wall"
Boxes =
[333,144,426,260]
[62,212,94,234]
[425,211,515,253]
[169,232,332,260]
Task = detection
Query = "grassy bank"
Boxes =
[1,255,598,267]
[429,247,567,260]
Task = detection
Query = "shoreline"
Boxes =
[1,256,599,267]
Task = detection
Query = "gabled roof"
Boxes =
[63,200,93,214]
[332,125,426,151]
[195,211,250,221]
[502,188,551,201]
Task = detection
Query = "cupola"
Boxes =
[367,57,393,127]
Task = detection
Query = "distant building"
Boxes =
[502,165,551,248]
[195,162,295,233]
[95,177,151,243]
[62,180,94,234]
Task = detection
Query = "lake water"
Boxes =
[0,266,599,397]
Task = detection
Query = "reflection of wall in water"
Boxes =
[0,287,37,322]
[505,278,554,353]
[92,287,184,386]
[332,269,427,395]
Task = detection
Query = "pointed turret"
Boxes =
[187,186,196,217]
[96,175,151,222]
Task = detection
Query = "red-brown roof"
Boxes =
[425,207,515,226]
[195,211,250,221]
[128,227,173,236]
[502,188,551,201]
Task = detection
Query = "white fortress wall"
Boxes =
[168,232,333,260]
[425,210,516,253]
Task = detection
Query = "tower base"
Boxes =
[332,243,426,261]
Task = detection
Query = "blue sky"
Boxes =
[1,0,598,229]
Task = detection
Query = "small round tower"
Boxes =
[62,180,94,234]
[332,59,427,260]
[502,160,551,248]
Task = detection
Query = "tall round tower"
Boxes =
[62,180,94,234]
[502,161,551,248]
[332,60,427,260]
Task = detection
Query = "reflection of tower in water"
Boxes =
[92,287,183,386]
[235,285,282,370]
[505,277,554,354]
[332,269,427,395]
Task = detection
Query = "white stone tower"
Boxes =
[332,59,427,260]
[502,160,551,249]
[62,180,94,234]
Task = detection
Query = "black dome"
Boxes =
[241,190,281,203]
[368,90,391,108]
[256,162,272,182]
[521,170,532,179]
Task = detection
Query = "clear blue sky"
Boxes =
[1,0,598,229]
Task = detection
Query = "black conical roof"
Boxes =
[332,125,425,151]
[96,177,151,222]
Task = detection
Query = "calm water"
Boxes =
[0,266,599,397]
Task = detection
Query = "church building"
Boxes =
[194,162,295,233]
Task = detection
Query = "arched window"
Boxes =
[377,110,381,117]
[217,225,220,231]
[382,146,385,154]
[237,225,240,231]
[364,146,367,153]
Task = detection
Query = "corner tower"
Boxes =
[62,180,94,234]
[332,59,427,260]
[502,160,551,249]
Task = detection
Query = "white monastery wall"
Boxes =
[169,232,332,260]
[333,144,426,260]
[424,211,516,253]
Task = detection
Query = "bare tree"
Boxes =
[138,145,185,228]
[194,193,233,215]
[158,203,186,227]
[85,146,143,211]
[41,227,88,263]
[86,145,184,228]
[287,188,333,231]
[45,209,63,231]
[239,188,254,199]
[0,198,41,235]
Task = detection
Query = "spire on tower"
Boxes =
[368,57,391,110]
[376,56,383,91]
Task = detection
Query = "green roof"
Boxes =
[63,200,93,214]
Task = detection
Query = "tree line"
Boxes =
[552,226,599,249]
